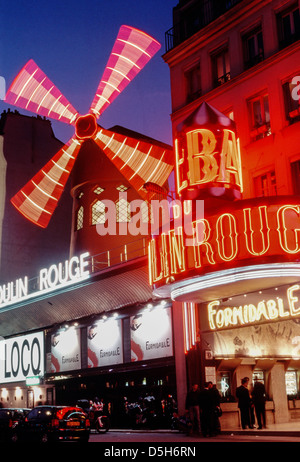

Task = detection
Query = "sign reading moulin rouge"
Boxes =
[0,252,90,308]
[148,197,300,288]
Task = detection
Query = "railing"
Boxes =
[165,0,243,52]
[23,237,150,296]
[89,237,149,274]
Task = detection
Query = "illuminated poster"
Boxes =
[50,327,81,372]
[0,332,44,384]
[87,318,123,367]
[130,306,173,362]
[203,318,300,358]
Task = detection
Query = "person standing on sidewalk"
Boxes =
[236,377,253,429]
[208,382,222,435]
[199,382,214,437]
[252,379,266,429]
[185,384,201,435]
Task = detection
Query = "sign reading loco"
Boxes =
[148,197,300,288]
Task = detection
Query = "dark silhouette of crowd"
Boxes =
[185,381,222,437]
[236,377,267,429]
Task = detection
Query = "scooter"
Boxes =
[76,399,109,433]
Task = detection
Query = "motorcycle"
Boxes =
[76,399,109,433]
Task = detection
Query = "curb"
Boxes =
[221,429,300,437]
[99,428,300,436]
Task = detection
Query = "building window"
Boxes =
[242,25,264,69]
[283,77,300,124]
[141,201,150,223]
[254,170,277,197]
[211,47,230,87]
[285,370,298,397]
[116,184,129,192]
[223,109,234,121]
[94,186,104,195]
[76,206,84,231]
[185,62,201,103]
[248,93,271,141]
[217,372,231,401]
[277,3,300,49]
[291,159,300,194]
[116,198,131,222]
[91,200,106,225]
[252,370,265,386]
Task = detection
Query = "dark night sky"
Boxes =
[0,0,178,146]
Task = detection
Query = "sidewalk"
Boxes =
[109,421,300,436]
[221,420,300,436]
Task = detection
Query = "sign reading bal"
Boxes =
[175,102,243,200]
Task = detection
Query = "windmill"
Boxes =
[5,25,174,228]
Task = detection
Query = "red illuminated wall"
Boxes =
[164,0,300,200]
[70,126,172,261]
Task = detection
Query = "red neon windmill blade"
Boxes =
[5,25,166,228]
[5,59,83,227]
[90,26,173,197]
[89,25,161,118]
[5,59,78,124]
[93,126,174,200]
[10,137,82,228]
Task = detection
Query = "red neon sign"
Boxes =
[148,197,300,288]
[174,103,243,200]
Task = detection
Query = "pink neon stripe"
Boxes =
[90,26,161,117]
[5,59,78,125]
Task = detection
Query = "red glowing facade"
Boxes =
[5,26,173,228]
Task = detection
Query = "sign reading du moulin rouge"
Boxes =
[0,332,44,383]
[148,102,300,292]
[0,252,90,309]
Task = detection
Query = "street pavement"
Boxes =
[88,422,300,445]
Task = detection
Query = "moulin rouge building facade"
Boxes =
[1,1,300,430]
[159,0,300,427]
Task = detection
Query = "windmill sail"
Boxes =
[89,26,161,118]
[5,25,172,228]
[5,59,78,124]
[11,137,82,228]
[93,126,173,198]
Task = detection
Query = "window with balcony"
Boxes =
[247,93,271,141]
[211,47,230,87]
[283,77,300,124]
[185,62,201,103]
[254,170,277,197]
[277,3,300,49]
[242,25,264,69]
[291,159,300,195]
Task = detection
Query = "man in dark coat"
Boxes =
[199,382,214,437]
[251,379,266,429]
[236,377,253,429]
[185,384,201,435]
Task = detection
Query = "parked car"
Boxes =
[0,408,30,442]
[11,405,90,443]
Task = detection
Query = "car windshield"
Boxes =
[0,410,12,420]
[27,407,54,420]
